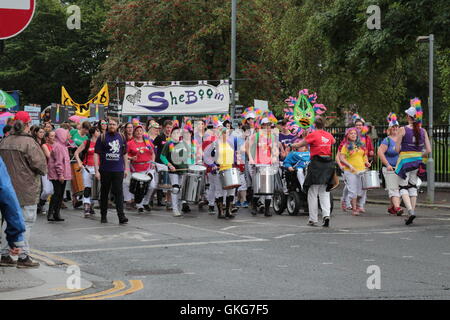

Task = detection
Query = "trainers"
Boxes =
[173,210,182,217]
[405,214,416,225]
[322,216,330,227]
[395,207,404,216]
[144,205,152,212]
[388,207,397,215]
[182,203,191,213]
[138,208,144,214]
[307,221,317,227]
[241,201,249,208]
[16,256,40,269]
[235,201,242,208]
[357,207,366,213]
[208,206,216,215]
[89,207,96,215]
[0,255,16,267]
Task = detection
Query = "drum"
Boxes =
[218,168,240,190]
[181,173,204,203]
[70,161,84,196]
[362,170,381,190]
[384,169,399,190]
[253,165,276,195]
[189,164,206,194]
[91,176,101,200]
[129,172,152,203]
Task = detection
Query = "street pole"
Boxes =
[230,0,237,119]
[427,34,435,203]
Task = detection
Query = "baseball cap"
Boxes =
[14,111,31,124]
[405,106,416,118]
[150,122,161,129]
[261,118,270,125]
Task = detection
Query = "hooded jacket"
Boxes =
[47,128,72,181]
[0,132,47,206]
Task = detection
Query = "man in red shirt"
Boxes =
[292,117,336,227]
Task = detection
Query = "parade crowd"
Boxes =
[0,98,431,269]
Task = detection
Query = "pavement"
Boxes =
[0,187,449,300]
[337,183,450,210]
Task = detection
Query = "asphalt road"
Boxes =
[30,198,450,300]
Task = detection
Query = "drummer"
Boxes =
[74,126,100,218]
[202,118,220,214]
[160,128,192,217]
[127,123,157,214]
[338,127,370,216]
[211,123,237,219]
[247,117,279,217]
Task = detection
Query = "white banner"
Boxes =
[122,83,230,115]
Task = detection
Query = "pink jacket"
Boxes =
[47,128,72,181]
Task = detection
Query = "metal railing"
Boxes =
[328,124,449,183]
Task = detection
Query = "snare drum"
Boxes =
[70,161,84,196]
[130,172,152,203]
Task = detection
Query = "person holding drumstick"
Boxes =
[160,128,191,217]
[338,128,370,216]
[74,127,101,218]
[377,113,402,216]
[127,124,157,214]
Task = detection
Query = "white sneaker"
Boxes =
[173,210,182,217]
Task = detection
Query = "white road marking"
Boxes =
[277,265,288,268]
[322,262,333,265]
[232,269,243,271]
[290,245,300,248]
[378,230,415,234]
[274,234,295,239]
[435,236,445,238]
[364,259,376,262]
[183,272,196,275]
[339,230,350,232]
[252,248,263,251]
[442,253,450,255]
[402,256,414,258]
[172,223,261,240]
[221,226,238,231]
[364,239,374,242]
[48,238,269,254]
[67,226,122,231]
[400,237,412,240]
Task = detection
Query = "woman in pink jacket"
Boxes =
[47,128,72,222]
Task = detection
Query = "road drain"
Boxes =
[125,269,184,276]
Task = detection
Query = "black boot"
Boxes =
[251,198,258,216]
[216,197,225,219]
[226,196,235,219]
[264,199,272,217]
[47,208,55,222]
[53,207,65,222]
[37,199,46,215]
[65,190,72,202]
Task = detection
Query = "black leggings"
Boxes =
[49,180,67,217]
[100,171,124,217]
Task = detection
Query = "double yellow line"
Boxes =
[58,280,144,300]
[30,249,144,300]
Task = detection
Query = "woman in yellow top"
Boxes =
[213,125,237,219]
[339,128,370,216]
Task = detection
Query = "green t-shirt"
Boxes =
[70,129,89,147]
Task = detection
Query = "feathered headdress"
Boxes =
[386,112,399,127]
[410,98,423,124]
[352,113,365,124]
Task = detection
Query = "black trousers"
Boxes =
[49,180,67,218]
[100,171,124,217]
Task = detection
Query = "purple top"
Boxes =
[95,133,127,172]
[401,126,425,152]
[279,133,296,145]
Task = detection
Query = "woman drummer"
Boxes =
[160,128,192,217]
[74,126,101,218]
[338,127,370,216]
[377,113,402,216]
[127,124,157,214]
[210,123,238,219]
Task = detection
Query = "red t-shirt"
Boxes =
[83,140,96,167]
[128,139,153,172]
[305,130,335,157]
